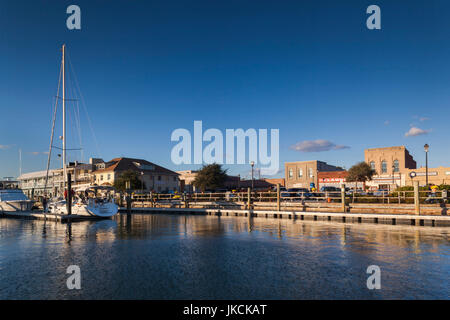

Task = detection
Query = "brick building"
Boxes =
[285,160,343,189]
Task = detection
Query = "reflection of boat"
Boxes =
[48,186,118,217]
[88,219,118,232]
[0,189,34,212]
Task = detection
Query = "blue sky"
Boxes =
[1,0,449,179]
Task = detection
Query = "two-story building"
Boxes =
[93,157,179,192]
[285,160,343,189]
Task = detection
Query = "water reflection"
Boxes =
[0,214,448,299]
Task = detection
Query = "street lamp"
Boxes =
[424,144,429,187]
[140,171,144,192]
[250,161,255,190]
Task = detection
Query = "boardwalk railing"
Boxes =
[123,183,449,216]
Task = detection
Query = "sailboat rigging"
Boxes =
[44,44,118,217]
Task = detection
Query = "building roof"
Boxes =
[93,157,178,175]
[318,171,348,179]
[365,146,406,151]
[17,169,60,180]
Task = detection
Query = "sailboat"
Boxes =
[45,45,118,218]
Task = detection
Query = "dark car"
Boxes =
[282,188,310,201]
[320,186,341,198]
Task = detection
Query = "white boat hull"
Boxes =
[0,200,34,212]
[0,189,34,212]
[48,200,118,217]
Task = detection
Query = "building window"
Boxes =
[100,175,103,181]
[393,160,399,172]
[173,177,177,182]
[370,161,375,171]
[107,174,111,180]
[309,168,313,178]
[298,168,303,178]
[381,161,387,173]
[158,176,161,181]
[288,169,293,179]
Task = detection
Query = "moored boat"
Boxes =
[48,186,118,217]
[0,189,34,212]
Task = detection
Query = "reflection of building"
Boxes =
[93,157,179,192]
[285,160,343,189]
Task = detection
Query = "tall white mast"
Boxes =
[62,44,67,189]
[19,148,22,177]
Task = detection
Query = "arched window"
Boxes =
[393,160,399,172]
[298,168,303,177]
[288,168,293,179]
[370,161,375,170]
[381,160,387,173]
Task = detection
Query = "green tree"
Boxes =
[346,162,376,190]
[113,170,145,192]
[193,163,227,192]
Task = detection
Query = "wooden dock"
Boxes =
[120,207,450,227]
[0,211,109,222]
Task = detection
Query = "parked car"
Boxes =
[320,186,341,192]
[373,189,388,196]
[320,186,341,198]
[304,192,325,202]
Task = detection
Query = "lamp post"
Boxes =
[250,161,255,190]
[424,144,429,187]
[140,171,144,192]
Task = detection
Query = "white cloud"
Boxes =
[405,127,430,137]
[0,145,11,150]
[419,117,430,122]
[290,139,350,152]
[384,120,390,126]
[29,151,49,156]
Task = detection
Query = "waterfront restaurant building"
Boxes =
[18,162,94,198]
[285,160,343,189]
[18,157,180,198]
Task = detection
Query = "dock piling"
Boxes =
[341,184,346,212]
[414,181,420,215]
[276,184,281,211]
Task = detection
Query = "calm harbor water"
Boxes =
[0,214,449,299]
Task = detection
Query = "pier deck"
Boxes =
[0,211,109,222]
[120,207,450,227]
